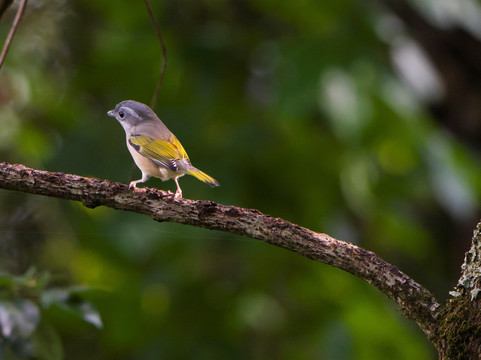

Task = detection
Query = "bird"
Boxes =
[107,100,219,198]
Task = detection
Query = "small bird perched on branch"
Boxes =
[107,100,219,198]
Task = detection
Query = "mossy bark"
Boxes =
[434,222,481,359]
[3,162,481,358]
[436,297,481,360]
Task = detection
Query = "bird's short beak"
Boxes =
[107,110,114,117]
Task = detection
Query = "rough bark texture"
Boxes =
[0,162,441,337]
[437,224,481,359]
[437,297,481,360]
[4,162,481,357]
[376,4,481,356]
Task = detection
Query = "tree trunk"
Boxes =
[434,223,481,359]
[436,297,481,359]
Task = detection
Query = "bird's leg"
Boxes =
[174,176,182,198]
[129,172,149,189]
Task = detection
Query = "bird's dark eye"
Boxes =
[119,111,125,119]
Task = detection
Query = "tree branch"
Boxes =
[143,0,167,109]
[0,162,440,338]
[0,0,28,70]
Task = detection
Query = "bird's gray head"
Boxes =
[107,100,157,132]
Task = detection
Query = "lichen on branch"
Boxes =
[0,162,440,338]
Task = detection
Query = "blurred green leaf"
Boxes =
[32,323,63,360]
[41,288,102,329]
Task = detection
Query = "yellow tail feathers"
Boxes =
[187,168,220,188]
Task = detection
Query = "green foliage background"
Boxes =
[1,0,481,359]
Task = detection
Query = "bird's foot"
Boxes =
[174,189,182,199]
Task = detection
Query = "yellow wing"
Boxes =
[169,135,189,160]
[128,135,189,171]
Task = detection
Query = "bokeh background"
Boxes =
[1,0,481,358]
